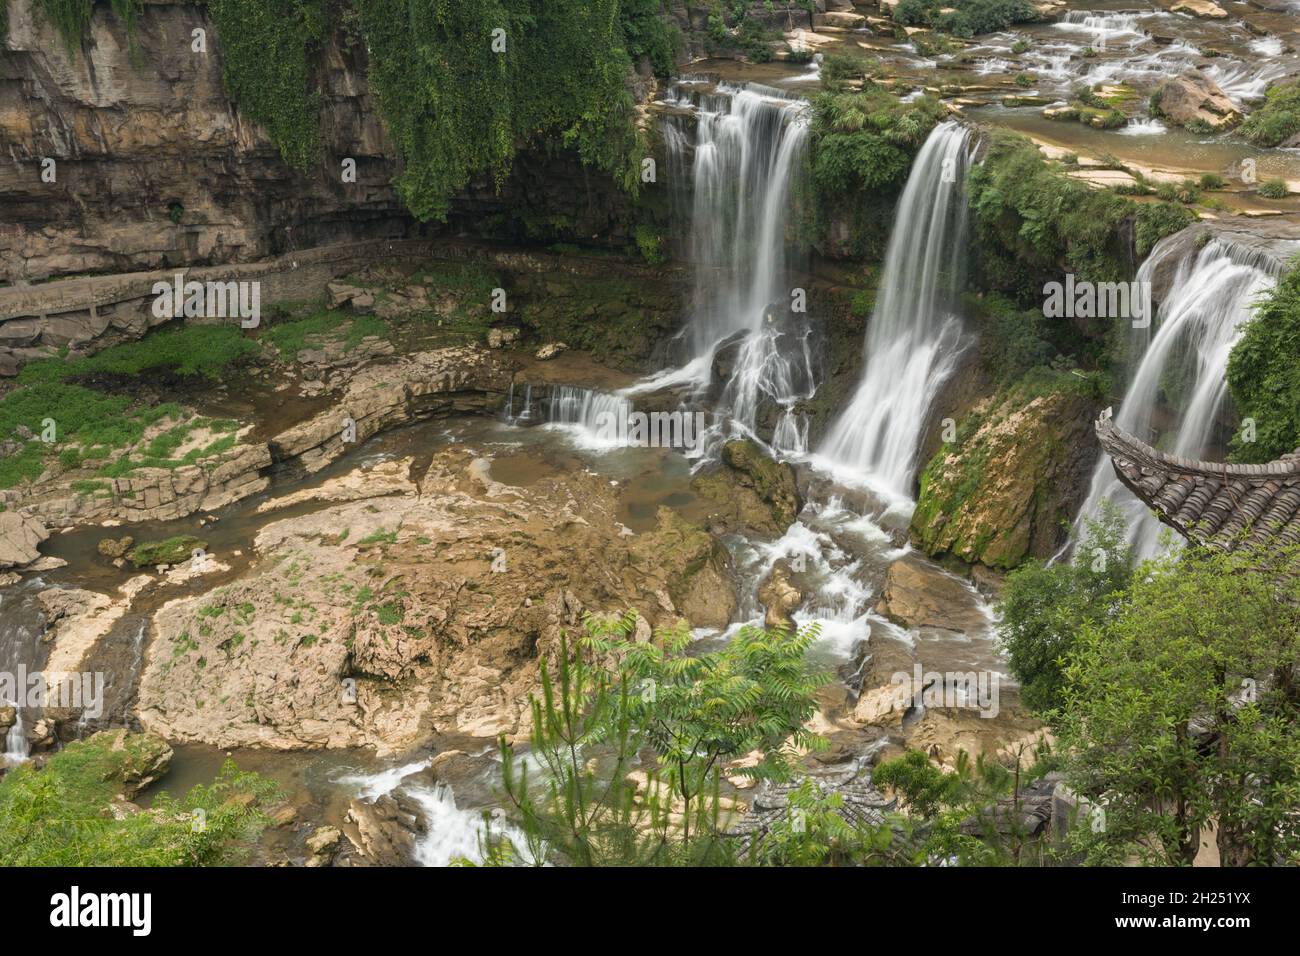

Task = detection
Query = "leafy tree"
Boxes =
[997,502,1134,713]
[491,613,829,865]
[874,747,1059,866]
[1226,258,1300,462]
[744,778,921,867]
[1055,543,1300,865]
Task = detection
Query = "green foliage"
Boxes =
[745,778,919,866]
[633,224,665,264]
[820,50,876,85]
[128,535,208,568]
[1226,259,1300,462]
[873,750,966,819]
[18,323,259,386]
[1198,172,1225,190]
[1134,200,1195,257]
[357,0,643,222]
[0,383,183,490]
[808,88,948,198]
[1055,543,1300,865]
[967,130,1134,299]
[0,734,278,866]
[874,748,1060,865]
[969,292,1085,387]
[489,613,829,865]
[996,502,1134,713]
[893,0,1037,38]
[0,325,254,489]
[205,0,329,173]
[1258,177,1290,199]
[260,309,390,360]
[619,0,679,77]
[1239,80,1300,148]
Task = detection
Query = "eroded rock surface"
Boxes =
[136,446,737,751]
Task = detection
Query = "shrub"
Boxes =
[0,733,278,866]
[1239,80,1300,148]
[128,535,209,567]
[1258,177,1290,199]
[1134,201,1196,257]
[1226,259,1300,461]
[967,130,1134,297]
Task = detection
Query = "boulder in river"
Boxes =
[1153,72,1241,132]
[0,512,48,569]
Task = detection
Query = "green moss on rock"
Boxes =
[910,374,1100,569]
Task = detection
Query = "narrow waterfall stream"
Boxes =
[1070,235,1282,559]
[818,121,975,501]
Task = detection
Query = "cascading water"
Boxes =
[543,385,635,449]
[818,121,974,500]
[1070,235,1282,559]
[629,80,813,447]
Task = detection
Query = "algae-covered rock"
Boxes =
[909,379,1099,569]
[692,439,802,536]
[127,535,207,568]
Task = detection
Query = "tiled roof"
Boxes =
[1095,408,1300,553]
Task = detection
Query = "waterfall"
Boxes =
[629,80,812,445]
[817,121,974,500]
[1070,235,1281,560]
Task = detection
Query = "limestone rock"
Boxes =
[1168,0,1228,17]
[874,555,988,633]
[692,439,803,537]
[345,794,426,866]
[756,560,803,630]
[535,342,569,360]
[0,512,48,568]
[136,446,738,751]
[1154,72,1241,131]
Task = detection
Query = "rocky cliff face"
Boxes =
[0,0,404,282]
[0,0,655,285]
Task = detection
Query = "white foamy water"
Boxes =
[1118,117,1167,136]
[1205,60,1289,107]
[1250,37,1283,58]
[338,758,535,866]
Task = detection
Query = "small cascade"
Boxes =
[1054,11,1145,45]
[502,382,538,424]
[818,121,975,500]
[338,759,534,866]
[4,709,28,765]
[1118,117,1167,136]
[542,385,636,448]
[1071,235,1282,559]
